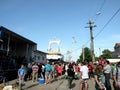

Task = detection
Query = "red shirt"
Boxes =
[58,66,62,75]
[88,65,93,73]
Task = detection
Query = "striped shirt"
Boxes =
[32,65,39,73]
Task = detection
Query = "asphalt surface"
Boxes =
[0,78,114,90]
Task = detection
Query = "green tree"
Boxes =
[77,47,92,63]
[100,49,111,59]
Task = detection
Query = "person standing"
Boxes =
[41,64,45,80]
[94,64,105,90]
[73,63,79,79]
[18,64,26,90]
[32,63,39,82]
[88,62,93,79]
[79,62,89,90]
[27,63,32,80]
[103,60,112,90]
[51,62,55,79]
[67,63,75,90]
[57,63,63,80]
[64,63,69,78]
[113,62,120,90]
[45,61,52,84]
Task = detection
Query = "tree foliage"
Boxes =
[99,49,111,59]
[77,47,92,63]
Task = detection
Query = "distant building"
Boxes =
[111,43,120,58]
[107,59,120,63]
[33,50,47,63]
[46,39,64,63]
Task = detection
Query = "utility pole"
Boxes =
[86,19,96,62]
[82,47,85,62]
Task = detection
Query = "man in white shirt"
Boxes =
[80,62,89,90]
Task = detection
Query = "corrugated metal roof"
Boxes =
[0,26,37,45]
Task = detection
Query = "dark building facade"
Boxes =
[0,26,37,69]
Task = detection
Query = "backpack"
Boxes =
[45,64,52,72]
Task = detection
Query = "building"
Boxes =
[0,26,46,69]
[33,50,47,64]
[0,26,37,62]
[111,43,120,58]
[0,26,48,81]
[46,40,64,63]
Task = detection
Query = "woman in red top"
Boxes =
[74,64,80,79]
[88,64,93,79]
[57,63,63,80]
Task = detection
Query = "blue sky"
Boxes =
[0,0,120,61]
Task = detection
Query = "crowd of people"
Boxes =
[79,60,120,90]
[16,59,120,90]
[17,61,65,90]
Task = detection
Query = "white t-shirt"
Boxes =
[104,64,111,73]
[65,64,68,71]
[80,65,89,79]
[42,65,45,72]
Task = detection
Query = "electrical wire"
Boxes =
[63,1,120,60]
[94,7,120,39]
[99,0,106,11]
[63,7,120,59]
[94,0,106,22]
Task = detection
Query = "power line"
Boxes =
[94,7,120,39]
[94,0,106,22]
[98,0,106,12]
[63,7,120,58]
[63,3,120,60]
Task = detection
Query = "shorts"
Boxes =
[19,78,24,84]
[80,79,88,84]
[45,72,51,79]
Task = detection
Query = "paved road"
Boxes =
[56,78,114,90]
[57,78,96,90]
[0,78,114,90]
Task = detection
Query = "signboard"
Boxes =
[46,54,62,59]
[47,52,59,54]
[107,59,120,63]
